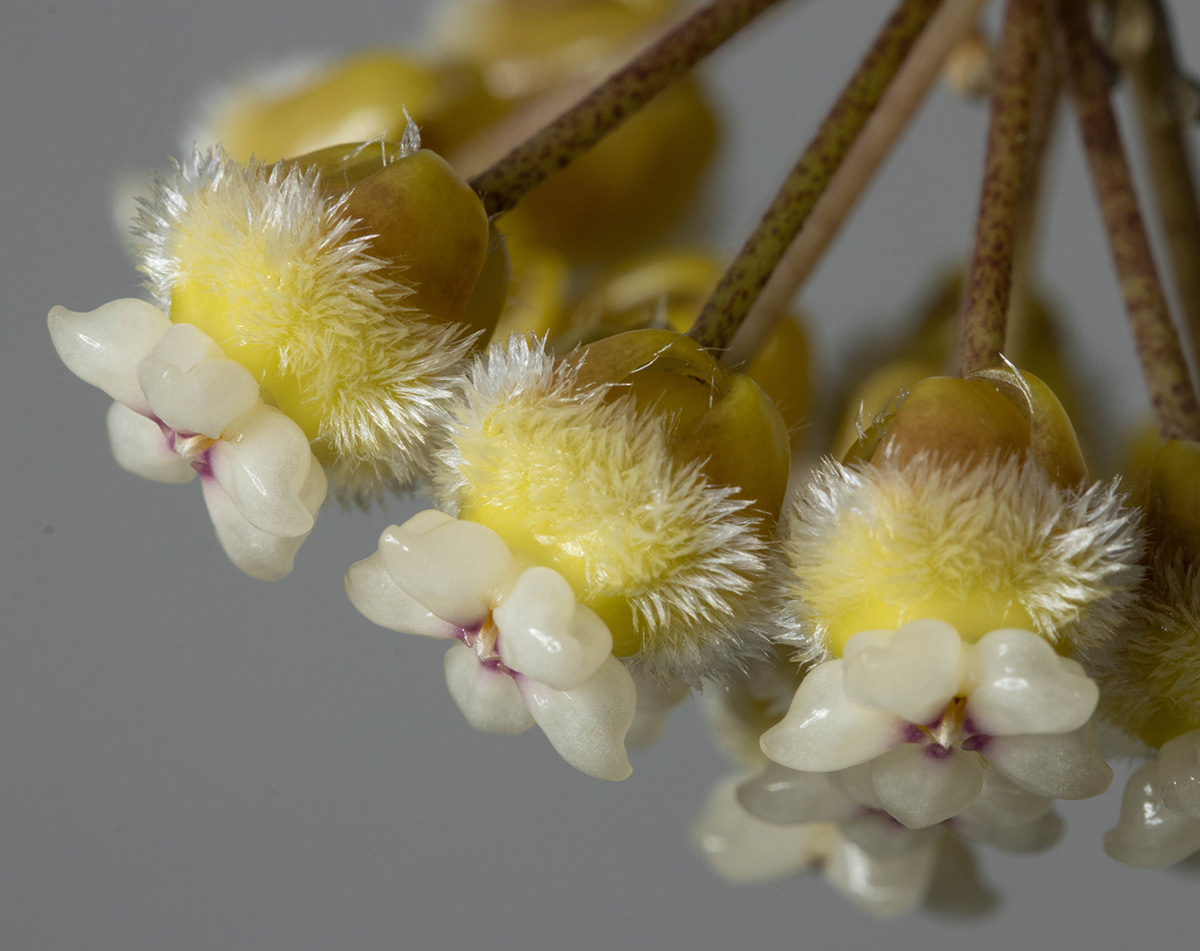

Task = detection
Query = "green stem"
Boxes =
[686,0,941,353]
[957,0,1047,375]
[1053,0,1200,442]
[468,0,788,217]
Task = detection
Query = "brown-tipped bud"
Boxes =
[571,329,790,520]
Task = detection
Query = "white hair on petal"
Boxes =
[435,334,776,685]
[132,147,474,500]
[774,454,1145,664]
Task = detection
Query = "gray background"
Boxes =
[6,0,1200,948]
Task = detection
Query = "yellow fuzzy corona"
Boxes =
[135,147,478,497]
[436,336,776,684]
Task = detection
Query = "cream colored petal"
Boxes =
[760,660,906,773]
[1104,762,1200,868]
[379,513,519,628]
[956,766,1054,828]
[1157,729,1200,819]
[105,401,195,484]
[691,774,831,883]
[843,620,964,725]
[957,809,1063,853]
[209,405,323,537]
[344,550,457,638]
[200,477,309,581]
[870,743,984,829]
[48,298,171,414]
[443,643,535,735]
[137,323,260,438]
[985,722,1112,800]
[965,629,1098,736]
[494,567,611,690]
[735,762,857,826]
[519,655,636,780]
[823,826,941,918]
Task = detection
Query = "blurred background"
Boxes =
[5,0,1200,947]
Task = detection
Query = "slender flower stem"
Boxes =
[1004,35,1060,358]
[1117,0,1200,381]
[687,0,942,353]
[468,0,788,217]
[957,0,1047,376]
[1053,0,1200,441]
[724,0,985,369]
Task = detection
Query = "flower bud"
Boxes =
[207,52,504,164]
[1142,439,1200,562]
[569,329,791,519]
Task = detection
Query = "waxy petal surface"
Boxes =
[106,401,195,484]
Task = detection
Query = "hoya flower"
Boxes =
[759,619,1112,829]
[134,140,497,499]
[430,331,790,685]
[1105,728,1200,867]
[47,298,325,580]
[345,509,636,779]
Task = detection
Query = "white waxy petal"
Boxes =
[965,629,1098,736]
[519,654,636,780]
[443,643,536,735]
[691,775,831,883]
[837,812,934,859]
[735,762,857,826]
[760,660,906,773]
[105,401,195,484]
[208,405,323,537]
[957,809,1063,853]
[870,743,984,829]
[1157,729,1200,819]
[379,513,519,628]
[201,478,310,581]
[344,551,457,638]
[985,723,1112,800]
[843,620,964,724]
[957,767,1054,828]
[1104,762,1200,868]
[823,827,940,918]
[137,323,260,438]
[494,567,611,691]
[48,298,171,414]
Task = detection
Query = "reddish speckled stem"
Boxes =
[957,0,1047,375]
[468,0,786,217]
[1054,0,1200,441]
[686,0,941,353]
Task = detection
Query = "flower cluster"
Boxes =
[42,0,1200,923]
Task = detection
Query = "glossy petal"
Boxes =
[48,298,171,414]
[736,762,856,826]
[443,643,535,735]
[201,477,309,581]
[965,629,1098,736]
[1104,762,1200,868]
[494,567,611,690]
[870,743,984,829]
[691,775,830,883]
[986,723,1111,800]
[344,550,456,638]
[843,620,964,724]
[209,405,324,537]
[1158,729,1200,819]
[956,766,1054,828]
[823,826,940,917]
[760,660,906,773]
[105,401,195,484]
[379,512,518,627]
[137,323,260,438]
[520,655,636,780]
